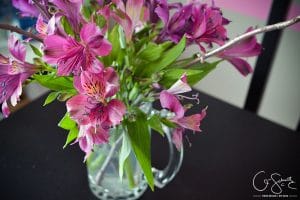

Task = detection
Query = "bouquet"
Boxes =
[1,0,298,194]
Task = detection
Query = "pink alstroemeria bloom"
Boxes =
[217,27,262,76]
[159,74,206,149]
[36,14,56,39]
[0,35,37,117]
[111,0,145,40]
[12,0,40,17]
[43,22,112,76]
[158,0,229,52]
[66,69,126,159]
[50,0,83,33]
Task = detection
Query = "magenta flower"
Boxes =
[160,90,206,149]
[158,1,229,52]
[36,14,56,38]
[217,27,262,76]
[66,68,126,158]
[0,35,37,117]
[111,0,145,41]
[12,0,40,17]
[159,74,206,149]
[50,0,83,33]
[43,22,112,76]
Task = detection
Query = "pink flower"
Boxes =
[159,74,206,149]
[50,0,83,33]
[111,0,145,41]
[158,1,229,52]
[43,22,112,76]
[0,35,37,117]
[36,14,56,39]
[66,68,126,158]
[217,27,262,76]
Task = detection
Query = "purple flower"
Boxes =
[217,27,262,76]
[43,22,112,76]
[145,0,169,24]
[12,0,40,17]
[158,1,229,52]
[66,68,126,158]
[159,74,206,149]
[0,35,37,117]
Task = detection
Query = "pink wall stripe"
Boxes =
[212,0,300,32]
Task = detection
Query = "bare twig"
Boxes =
[187,15,300,67]
[0,24,43,42]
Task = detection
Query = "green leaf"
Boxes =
[33,74,75,92]
[61,16,75,37]
[148,115,164,136]
[137,37,186,77]
[119,133,131,181]
[30,44,42,57]
[118,25,126,49]
[63,126,79,149]
[102,25,125,66]
[138,43,165,62]
[58,113,76,130]
[43,92,60,106]
[160,61,220,88]
[125,109,154,190]
[95,14,106,29]
[82,6,92,19]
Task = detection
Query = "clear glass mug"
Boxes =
[86,125,183,200]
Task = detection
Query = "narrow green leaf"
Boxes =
[148,115,164,136]
[119,134,131,181]
[34,74,75,92]
[138,43,164,62]
[61,16,75,37]
[63,126,79,149]
[43,92,60,106]
[58,113,76,130]
[125,109,154,190]
[30,44,42,57]
[138,37,186,77]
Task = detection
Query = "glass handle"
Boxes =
[152,127,184,188]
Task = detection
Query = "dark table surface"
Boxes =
[0,92,299,200]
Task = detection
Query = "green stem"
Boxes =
[124,157,136,188]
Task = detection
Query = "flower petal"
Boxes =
[106,99,126,126]
[227,57,253,76]
[160,90,184,118]
[104,67,119,98]
[12,0,39,17]
[66,94,95,125]
[175,107,206,131]
[43,35,68,64]
[167,73,192,94]
[1,100,10,118]
[172,128,183,150]
[8,35,26,62]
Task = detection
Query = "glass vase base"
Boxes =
[88,176,148,200]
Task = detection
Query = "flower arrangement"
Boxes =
[1,0,299,193]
